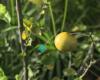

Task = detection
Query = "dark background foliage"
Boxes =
[0,0,100,80]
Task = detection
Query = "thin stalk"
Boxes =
[89,32,95,43]
[56,55,61,78]
[67,52,72,80]
[61,0,68,32]
[48,2,56,36]
[48,71,53,80]
[80,60,96,79]
[68,52,71,68]
[16,0,28,80]
[78,42,94,75]
[9,0,15,24]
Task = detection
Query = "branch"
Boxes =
[80,60,96,79]
[16,0,28,80]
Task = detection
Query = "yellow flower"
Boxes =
[23,18,32,31]
[22,31,28,40]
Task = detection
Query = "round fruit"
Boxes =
[54,32,77,52]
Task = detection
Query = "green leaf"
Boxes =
[74,77,82,80]
[43,32,51,41]
[39,17,45,27]
[41,52,58,65]
[1,26,17,33]
[0,68,8,80]
[0,4,11,23]
[4,12,11,23]
[37,35,47,42]
[0,38,5,46]
[73,52,84,68]
[0,4,6,16]
[63,68,77,77]
[15,74,21,80]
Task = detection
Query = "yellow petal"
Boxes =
[23,18,32,31]
[22,31,28,40]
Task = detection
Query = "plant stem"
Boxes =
[56,55,61,77]
[48,2,56,36]
[16,0,28,80]
[61,0,68,32]
[80,60,96,79]
[9,0,15,24]
[68,52,71,68]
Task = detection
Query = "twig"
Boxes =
[16,0,28,80]
[77,42,94,74]
[89,32,95,44]
[68,52,71,68]
[79,35,96,78]
[80,60,96,79]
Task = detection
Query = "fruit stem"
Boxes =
[61,0,68,31]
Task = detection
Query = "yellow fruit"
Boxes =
[54,32,77,52]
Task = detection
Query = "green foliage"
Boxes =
[0,68,8,80]
[0,4,11,23]
[0,0,100,80]
[74,77,82,80]
[0,4,6,16]
[63,68,77,77]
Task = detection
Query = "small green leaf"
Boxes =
[0,4,11,23]
[4,12,11,23]
[74,77,82,80]
[63,68,77,77]
[41,52,58,65]
[39,18,45,27]
[0,68,8,80]
[0,4,6,16]
[15,74,21,80]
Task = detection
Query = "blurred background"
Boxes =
[0,0,100,80]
